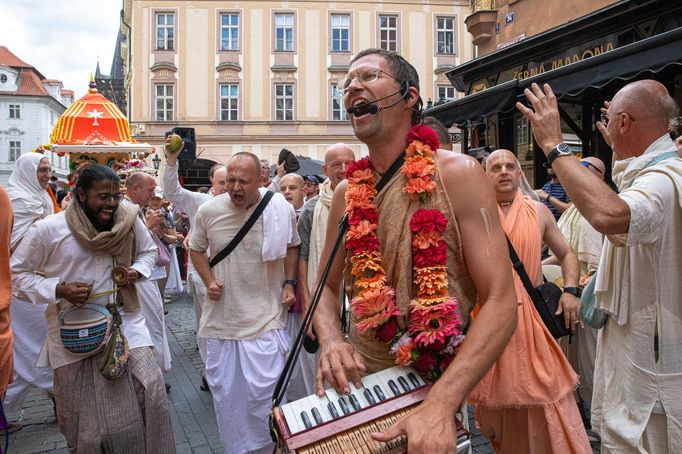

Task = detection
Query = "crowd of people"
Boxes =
[1,47,681,454]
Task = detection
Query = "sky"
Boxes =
[0,0,123,99]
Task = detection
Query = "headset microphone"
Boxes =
[346,82,410,117]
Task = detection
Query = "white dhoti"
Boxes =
[137,279,171,372]
[4,298,53,413]
[285,312,318,402]
[206,329,289,454]
[188,274,207,363]
[165,245,184,294]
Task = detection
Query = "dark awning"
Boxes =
[427,26,682,127]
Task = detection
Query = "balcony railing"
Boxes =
[471,0,496,13]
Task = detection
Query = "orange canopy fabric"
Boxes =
[50,86,132,146]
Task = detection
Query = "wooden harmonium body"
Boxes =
[272,366,470,453]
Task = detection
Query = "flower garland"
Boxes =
[345,124,464,382]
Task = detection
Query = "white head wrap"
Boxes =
[6,153,54,248]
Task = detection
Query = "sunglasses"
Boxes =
[581,160,603,174]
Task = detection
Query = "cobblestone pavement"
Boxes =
[1,292,503,453]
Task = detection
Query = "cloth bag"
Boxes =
[98,303,130,380]
[152,233,171,267]
[59,304,112,356]
[579,273,607,329]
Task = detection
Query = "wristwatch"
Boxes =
[284,279,298,288]
[546,143,573,167]
[563,286,582,298]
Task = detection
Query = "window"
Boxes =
[156,13,175,50]
[9,104,20,119]
[517,116,529,146]
[220,13,239,51]
[219,84,239,120]
[0,74,7,84]
[437,86,456,103]
[275,13,294,51]
[379,15,398,51]
[275,84,294,120]
[436,17,456,54]
[9,141,21,161]
[331,14,350,52]
[155,84,174,121]
[331,85,348,121]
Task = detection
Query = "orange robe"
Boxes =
[0,185,13,398]
[469,192,590,453]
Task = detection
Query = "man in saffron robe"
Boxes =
[0,185,13,399]
[312,48,518,452]
[470,149,591,452]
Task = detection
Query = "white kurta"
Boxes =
[591,136,682,452]
[10,212,156,370]
[189,191,299,453]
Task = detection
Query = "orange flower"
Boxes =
[347,220,377,240]
[403,177,437,199]
[347,168,376,186]
[394,338,416,366]
[402,157,435,180]
[351,252,384,275]
[355,272,387,290]
[406,140,435,159]
[414,267,449,297]
[345,184,376,210]
[409,296,450,311]
[412,230,441,250]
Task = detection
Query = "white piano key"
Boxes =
[349,382,371,408]
[305,395,332,424]
[281,402,302,434]
[324,387,353,415]
[362,374,388,402]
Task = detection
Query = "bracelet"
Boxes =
[546,195,553,203]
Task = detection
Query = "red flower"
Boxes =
[346,235,380,255]
[376,317,400,343]
[412,350,437,374]
[406,125,440,151]
[346,157,372,178]
[413,241,447,267]
[410,209,448,234]
[348,208,378,226]
[440,354,454,372]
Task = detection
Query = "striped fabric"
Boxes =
[542,182,571,220]
[53,346,175,453]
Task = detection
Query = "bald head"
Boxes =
[280,173,305,209]
[323,143,355,189]
[581,157,606,180]
[126,172,156,206]
[486,149,522,201]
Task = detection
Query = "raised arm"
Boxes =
[162,143,211,216]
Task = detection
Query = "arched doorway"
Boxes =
[178,158,216,191]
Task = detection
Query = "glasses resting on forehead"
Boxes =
[580,160,603,174]
[337,68,398,95]
[93,192,125,202]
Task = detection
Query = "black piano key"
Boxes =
[373,384,387,401]
[338,398,351,415]
[398,376,411,392]
[301,410,313,429]
[311,407,324,425]
[327,401,340,418]
[408,372,421,388]
[349,394,361,411]
[388,379,401,396]
[363,388,377,405]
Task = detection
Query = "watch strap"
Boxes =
[563,286,582,297]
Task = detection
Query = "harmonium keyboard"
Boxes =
[272,366,471,453]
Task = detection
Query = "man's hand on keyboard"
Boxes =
[315,340,366,396]
[371,396,459,453]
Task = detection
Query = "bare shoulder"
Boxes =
[436,151,485,181]
[436,152,494,213]
[534,200,555,232]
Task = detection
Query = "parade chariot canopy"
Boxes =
[49,78,154,173]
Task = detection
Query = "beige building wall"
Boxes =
[122,0,473,164]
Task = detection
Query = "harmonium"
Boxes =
[272,366,471,453]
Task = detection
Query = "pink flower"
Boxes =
[409,302,461,347]
[351,288,400,333]
[406,125,440,151]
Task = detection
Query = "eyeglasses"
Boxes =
[600,111,635,127]
[337,68,398,95]
[580,160,604,174]
[94,193,124,202]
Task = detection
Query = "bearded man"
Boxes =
[469,149,590,452]
[11,164,174,452]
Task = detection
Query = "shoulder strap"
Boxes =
[643,151,679,170]
[209,190,275,268]
[505,235,539,299]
